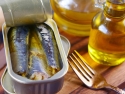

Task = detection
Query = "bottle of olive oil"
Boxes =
[88,0,125,66]
[50,0,101,36]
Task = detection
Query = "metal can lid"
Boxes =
[0,0,52,27]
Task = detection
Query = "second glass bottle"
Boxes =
[88,0,125,66]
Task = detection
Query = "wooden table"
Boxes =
[0,30,125,94]
[58,30,125,94]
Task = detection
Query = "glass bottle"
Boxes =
[88,0,125,66]
[50,0,102,36]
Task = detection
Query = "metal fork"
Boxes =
[68,50,125,94]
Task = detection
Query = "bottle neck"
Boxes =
[103,0,125,19]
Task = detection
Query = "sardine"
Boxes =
[8,26,29,76]
[36,23,61,75]
[27,27,50,80]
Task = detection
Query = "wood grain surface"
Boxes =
[0,29,125,94]
[58,30,125,94]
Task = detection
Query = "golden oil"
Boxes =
[50,0,101,36]
[88,0,125,66]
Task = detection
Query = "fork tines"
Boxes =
[68,50,95,83]
[68,51,125,93]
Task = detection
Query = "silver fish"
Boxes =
[27,27,50,80]
[8,26,29,76]
[27,55,50,80]
[36,23,61,75]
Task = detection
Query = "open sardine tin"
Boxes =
[2,19,69,94]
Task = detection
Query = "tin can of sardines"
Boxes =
[1,0,69,94]
[1,35,70,94]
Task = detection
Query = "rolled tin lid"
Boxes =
[0,0,52,27]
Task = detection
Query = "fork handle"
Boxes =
[106,85,125,94]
